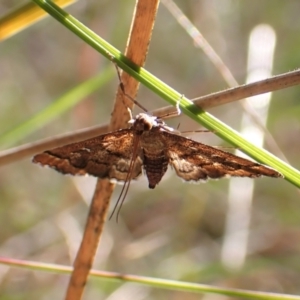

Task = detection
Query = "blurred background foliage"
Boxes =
[0,0,299,299]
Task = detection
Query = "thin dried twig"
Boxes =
[193,69,300,108]
[0,124,109,166]
[64,1,160,300]
[152,69,300,118]
[0,68,299,166]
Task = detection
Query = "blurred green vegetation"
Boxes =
[0,1,299,299]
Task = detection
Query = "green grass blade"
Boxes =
[31,0,300,188]
[0,0,76,41]
[0,257,299,300]
[0,66,114,147]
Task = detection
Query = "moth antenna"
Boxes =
[111,61,149,113]
[113,141,139,222]
[109,136,141,222]
[116,172,133,222]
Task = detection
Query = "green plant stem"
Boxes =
[0,257,299,300]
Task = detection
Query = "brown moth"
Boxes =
[33,113,282,188]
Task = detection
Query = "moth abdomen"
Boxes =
[143,153,169,189]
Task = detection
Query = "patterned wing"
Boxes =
[160,132,282,181]
[33,129,143,181]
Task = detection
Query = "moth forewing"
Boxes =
[33,112,282,214]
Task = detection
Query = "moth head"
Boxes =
[130,113,159,134]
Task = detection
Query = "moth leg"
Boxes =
[175,94,182,116]
[109,58,149,113]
